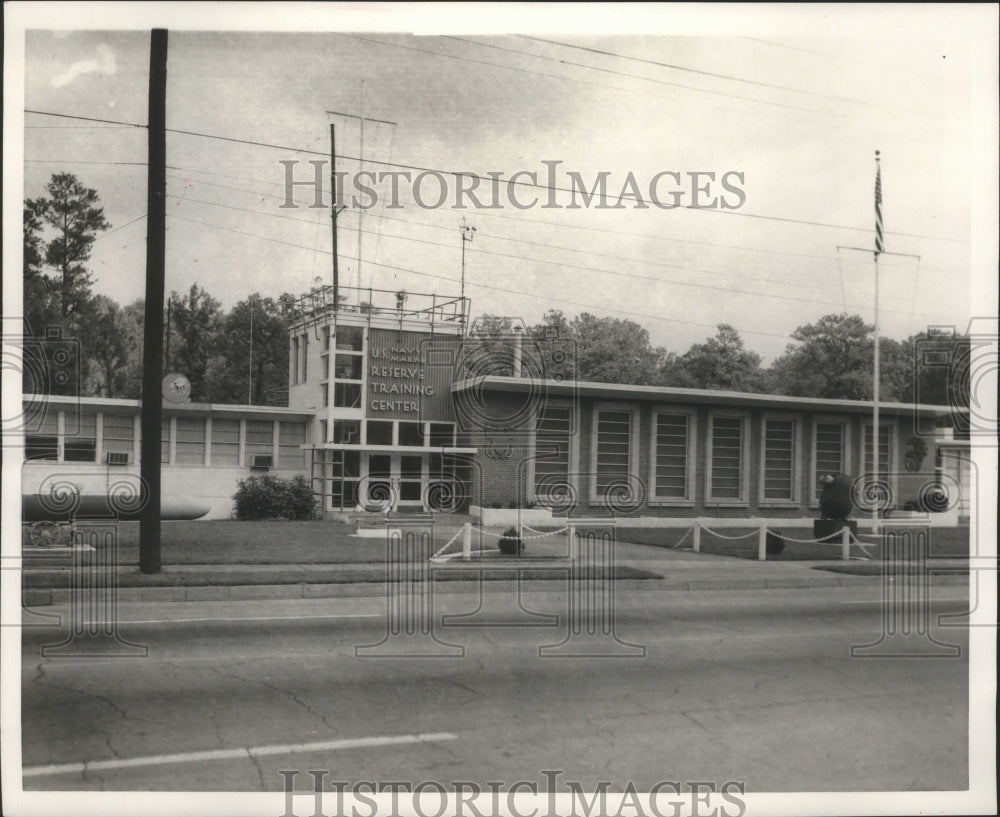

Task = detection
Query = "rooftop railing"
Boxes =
[290,284,469,333]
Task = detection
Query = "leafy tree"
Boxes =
[36,173,110,323]
[566,312,662,384]
[206,293,294,404]
[23,174,110,394]
[167,284,223,401]
[530,309,578,381]
[84,295,143,398]
[23,200,59,334]
[674,324,768,392]
[769,314,874,399]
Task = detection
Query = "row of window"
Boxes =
[25,412,306,469]
[292,325,365,386]
[317,419,456,448]
[533,405,894,507]
[313,449,471,511]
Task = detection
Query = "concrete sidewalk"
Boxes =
[21,544,970,606]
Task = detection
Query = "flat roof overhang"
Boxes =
[451,376,960,418]
[23,394,313,422]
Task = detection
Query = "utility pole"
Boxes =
[358,80,364,293]
[248,295,254,405]
[331,123,340,309]
[460,217,476,306]
[139,28,167,574]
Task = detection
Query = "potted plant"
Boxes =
[497,526,524,556]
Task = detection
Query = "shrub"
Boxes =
[498,526,524,556]
[766,530,785,556]
[233,474,316,521]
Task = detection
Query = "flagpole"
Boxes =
[872,150,883,536]
[873,250,880,536]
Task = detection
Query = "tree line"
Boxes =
[24,173,968,412]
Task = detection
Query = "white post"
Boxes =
[692,520,701,553]
[841,525,851,561]
[758,525,768,561]
[873,251,880,538]
[462,522,471,561]
[567,523,577,560]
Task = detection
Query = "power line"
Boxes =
[94,213,147,240]
[164,204,930,320]
[512,34,941,118]
[24,109,146,128]
[739,36,950,84]
[30,108,966,242]
[360,33,926,128]
[165,164,964,278]
[166,178,839,293]
[163,210,791,339]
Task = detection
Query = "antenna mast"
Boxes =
[460,217,476,305]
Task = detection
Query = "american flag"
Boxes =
[874,156,884,256]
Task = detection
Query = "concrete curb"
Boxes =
[21,571,970,606]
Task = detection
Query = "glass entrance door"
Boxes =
[364,453,425,511]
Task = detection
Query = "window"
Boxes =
[301,334,308,381]
[322,383,329,407]
[322,354,329,381]
[25,412,58,461]
[863,423,894,480]
[278,422,306,469]
[813,421,846,502]
[245,420,274,464]
[333,383,361,408]
[212,419,240,465]
[319,419,328,445]
[332,420,360,445]
[652,411,693,502]
[334,354,362,380]
[326,449,360,510]
[534,406,571,498]
[429,423,455,448]
[708,414,747,503]
[103,414,135,454]
[176,417,206,465]
[322,325,330,352]
[335,325,363,351]
[161,418,171,464]
[594,409,633,496]
[366,421,393,446]
[64,413,97,462]
[398,422,424,447]
[761,417,796,503]
[291,337,299,385]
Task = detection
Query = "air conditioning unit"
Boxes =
[250,454,273,469]
[105,451,131,465]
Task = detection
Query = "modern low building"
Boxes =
[20,285,968,525]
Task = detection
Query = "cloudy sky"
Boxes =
[8,4,998,362]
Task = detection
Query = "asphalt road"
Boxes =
[20,585,970,794]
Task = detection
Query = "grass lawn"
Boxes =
[22,563,661,589]
[25,519,474,564]
[616,525,971,561]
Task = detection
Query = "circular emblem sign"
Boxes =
[162,372,192,404]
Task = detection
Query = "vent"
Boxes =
[250,454,273,469]
[105,451,131,465]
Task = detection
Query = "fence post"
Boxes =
[692,520,701,553]
[758,525,767,561]
[841,525,851,561]
[462,522,472,561]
